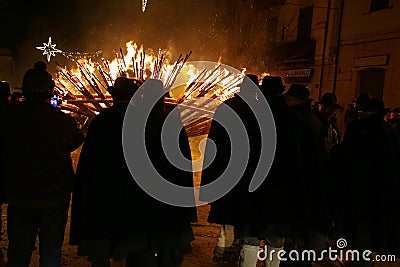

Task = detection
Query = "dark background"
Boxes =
[0,0,237,83]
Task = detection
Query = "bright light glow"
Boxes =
[142,0,148,12]
[36,37,63,62]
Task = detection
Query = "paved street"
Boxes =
[0,135,224,266]
[0,135,399,267]
[0,202,223,267]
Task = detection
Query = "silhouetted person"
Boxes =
[234,75,300,267]
[327,98,400,267]
[207,74,260,262]
[313,92,343,152]
[200,76,264,265]
[201,78,310,267]
[70,78,196,267]
[344,93,372,128]
[0,81,10,110]
[285,84,327,167]
[281,84,328,267]
[0,61,84,267]
[246,74,260,87]
[260,76,285,108]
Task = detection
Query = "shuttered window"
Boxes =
[358,68,386,100]
[297,6,313,41]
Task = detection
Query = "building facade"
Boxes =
[234,0,400,108]
[262,0,343,101]
[332,0,400,108]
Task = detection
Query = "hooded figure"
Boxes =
[70,77,196,267]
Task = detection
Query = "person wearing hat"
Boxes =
[260,76,287,122]
[283,84,329,265]
[313,92,343,151]
[326,98,400,263]
[260,76,285,105]
[70,77,196,267]
[344,93,373,128]
[284,84,324,144]
[106,76,142,103]
[285,85,326,150]
[261,76,285,94]
[70,76,141,267]
[0,61,84,267]
[201,77,265,265]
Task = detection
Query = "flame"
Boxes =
[106,41,158,80]
[186,68,197,86]
[55,40,244,108]
[57,40,164,97]
[53,39,253,139]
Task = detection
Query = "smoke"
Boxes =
[8,0,265,86]
[74,0,231,62]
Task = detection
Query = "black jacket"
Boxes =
[70,102,195,259]
[201,95,327,239]
[0,99,84,207]
[327,116,400,254]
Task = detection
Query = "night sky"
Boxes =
[0,0,238,82]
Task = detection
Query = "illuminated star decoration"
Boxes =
[36,37,63,62]
[142,0,148,12]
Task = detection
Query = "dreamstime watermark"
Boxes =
[257,238,396,262]
[122,61,277,207]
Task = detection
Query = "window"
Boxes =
[370,0,389,12]
[357,68,386,100]
[297,6,313,41]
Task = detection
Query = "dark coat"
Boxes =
[290,105,329,232]
[200,95,261,226]
[0,100,83,207]
[200,95,327,240]
[70,102,196,260]
[327,116,400,254]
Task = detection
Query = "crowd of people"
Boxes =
[202,75,400,267]
[0,61,399,267]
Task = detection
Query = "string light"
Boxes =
[36,37,102,62]
[36,37,63,62]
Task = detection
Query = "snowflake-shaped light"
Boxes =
[142,0,148,12]
[36,37,63,62]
